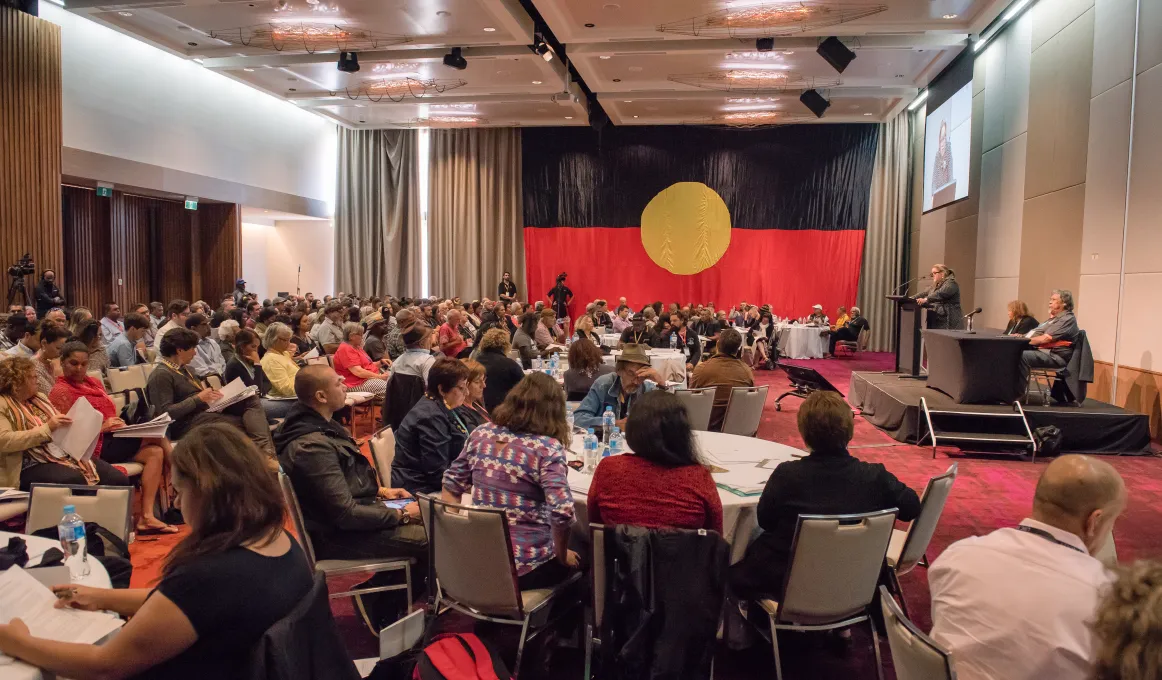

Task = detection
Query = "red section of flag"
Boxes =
[524,226,865,319]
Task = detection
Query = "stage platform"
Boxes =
[849,370,1152,455]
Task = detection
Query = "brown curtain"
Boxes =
[858,113,911,351]
[334,128,421,297]
[428,128,523,301]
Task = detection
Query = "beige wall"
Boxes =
[909,0,1160,436]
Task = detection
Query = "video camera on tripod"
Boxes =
[7,253,36,307]
[8,254,35,278]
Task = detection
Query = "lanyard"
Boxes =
[1017,525,1086,554]
[161,359,204,391]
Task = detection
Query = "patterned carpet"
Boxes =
[125,352,1162,679]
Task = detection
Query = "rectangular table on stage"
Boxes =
[923,329,1029,404]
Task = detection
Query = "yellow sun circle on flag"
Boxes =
[640,182,732,275]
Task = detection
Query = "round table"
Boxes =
[0,531,111,680]
[599,334,621,348]
[566,430,804,563]
[775,324,829,359]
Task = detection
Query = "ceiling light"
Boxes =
[599,55,611,60]
[243,67,255,72]
[817,36,856,73]
[372,62,420,74]
[337,51,360,73]
[442,47,467,70]
[483,27,496,32]
[800,88,830,118]
[533,35,554,62]
[943,13,958,19]
[728,51,781,61]
[624,100,632,103]
[436,10,450,17]
[756,37,774,52]
[118,11,133,16]
[1002,0,1030,21]
[907,89,928,111]
[565,116,573,119]
[782,50,794,55]
[863,112,873,116]
[633,115,639,118]
[532,80,542,84]
[584,23,595,28]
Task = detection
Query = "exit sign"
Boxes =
[96,186,112,198]
[184,198,198,210]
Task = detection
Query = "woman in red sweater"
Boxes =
[587,390,723,533]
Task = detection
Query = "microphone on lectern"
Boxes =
[894,275,930,295]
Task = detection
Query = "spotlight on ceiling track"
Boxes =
[816,36,856,73]
[442,46,467,70]
[756,37,774,52]
[337,51,360,73]
[800,88,830,118]
[533,35,554,62]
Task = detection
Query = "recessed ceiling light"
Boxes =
[532,80,542,84]
[243,68,255,72]
[288,88,296,91]
[436,10,450,16]
[118,11,132,16]
[624,100,632,103]
[599,56,612,61]
[584,23,596,27]
[482,27,496,32]
[603,3,620,9]
[782,50,794,55]
[942,13,957,18]
[187,42,198,47]
[612,78,621,82]
[565,116,573,119]
[864,112,873,116]
[633,115,638,118]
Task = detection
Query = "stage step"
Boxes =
[919,397,1038,461]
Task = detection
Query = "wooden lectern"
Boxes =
[886,295,924,378]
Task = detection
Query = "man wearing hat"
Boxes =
[618,312,656,348]
[232,278,249,307]
[389,323,436,384]
[574,343,666,430]
[807,304,828,326]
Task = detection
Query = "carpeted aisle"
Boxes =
[124,352,1162,678]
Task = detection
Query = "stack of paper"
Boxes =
[112,413,172,439]
[51,399,103,462]
[0,488,29,502]
[0,567,124,659]
[300,347,320,360]
[567,469,593,496]
[207,378,258,413]
[712,465,768,497]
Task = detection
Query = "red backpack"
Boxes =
[413,633,512,680]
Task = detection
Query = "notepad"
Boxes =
[112,413,172,439]
[207,377,258,413]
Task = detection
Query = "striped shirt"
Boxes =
[442,422,575,574]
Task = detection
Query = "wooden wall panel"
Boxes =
[153,199,193,304]
[110,193,152,309]
[196,203,241,304]
[61,186,112,312]
[1,8,63,307]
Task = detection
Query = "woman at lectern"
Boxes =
[915,264,963,330]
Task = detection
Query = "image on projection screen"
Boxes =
[923,82,972,212]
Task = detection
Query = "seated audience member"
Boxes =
[253,307,277,340]
[1020,290,1080,388]
[505,301,523,335]
[257,323,300,420]
[806,304,828,326]
[312,302,346,354]
[184,314,225,379]
[730,391,921,599]
[153,299,191,352]
[458,359,490,429]
[474,328,524,411]
[108,312,150,368]
[99,302,124,345]
[574,344,665,430]
[73,319,109,374]
[611,305,632,334]
[0,355,129,490]
[216,319,240,366]
[274,366,425,627]
[1004,300,1039,336]
[49,342,175,534]
[392,357,472,495]
[385,309,415,361]
[33,323,70,395]
[618,312,655,347]
[334,322,390,397]
[746,309,775,369]
[512,313,543,369]
[832,306,850,331]
[593,300,614,329]
[535,309,565,350]
[442,373,578,589]
[1090,560,1162,680]
[694,308,722,352]
[825,306,871,356]
[642,306,658,331]
[391,324,436,384]
[149,327,274,456]
[929,455,1126,680]
[689,329,755,431]
[573,314,599,345]
[588,390,723,532]
[4,318,38,358]
[563,337,613,401]
[289,312,314,356]
[363,319,390,363]
[67,307,92,337]
[437,310,471,359]
[0,423,313,679]
[148,300,165,333]
[657,310,702,371]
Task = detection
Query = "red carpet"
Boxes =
[126,352,1162,678]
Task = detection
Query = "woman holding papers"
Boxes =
[0,423,314,679]
[49,341,176,535]
[0,355,129,490]
[146,328,275,458]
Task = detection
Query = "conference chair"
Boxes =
[673,388,715,431]
[721,385,769,437]
[27,484,134,543]
[885,463,958,617]
[107,365,149,412]
[249,573,362,680]
[1028,329,1091,406]
[205,373,224,390]
[584,523,609,680]
[369,426,397,486]
[419,494,583,678]
[380,373,425,432]
[277,472,414,636]
[834,327,871,358]
[749,509,898,680]
[1095,530,1118,567]
[877,585,957,680]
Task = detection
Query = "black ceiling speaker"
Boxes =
[756,37,774,52]
[442,47,467,70]
[816,36,856,73]
[800,89,830,118]
[336,52,360,73]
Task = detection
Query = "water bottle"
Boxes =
[566,403,575,432]
[533,356,542,371]
[609,427,624,456]
[571,332,579,345]
[550,353,559,372]
[58,504,90,581]
[670,334,677,350]
[583,428,599,473]
[601,406,615,444]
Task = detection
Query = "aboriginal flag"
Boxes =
[522,124,879,318]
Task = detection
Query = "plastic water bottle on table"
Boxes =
[58,503,90,580]
[609,427,624,456]
[601,406,615,444]
[670,334,677,350]
[583,428,599,473]
[566,403,575,432]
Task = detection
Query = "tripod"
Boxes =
[6,275,31,308]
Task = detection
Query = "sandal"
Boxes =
[136,522,180,535]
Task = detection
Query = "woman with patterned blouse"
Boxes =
[441,372,578,590]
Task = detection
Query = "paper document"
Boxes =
[0,567,123,650]
[712,464,768,496]
[207,377,258,413]
[567,469,593,496]
[51,398,103,462]
[301,347,320,360]
[112,413,172,438]
[0,488,29,501]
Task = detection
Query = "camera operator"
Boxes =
[34,269,63,318]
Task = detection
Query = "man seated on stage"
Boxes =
[689,329,753,431]
[832,306,850,331]
[824,307,870,356]
[806,304,828,326]
[1020,290,1079,389]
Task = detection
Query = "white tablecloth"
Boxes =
[604,348,688,385]
[566,431,805,563]
[775,324,829,359]
[599,334,621,348]
[0,531,111,680]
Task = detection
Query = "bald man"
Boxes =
[928,455,1126,680]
